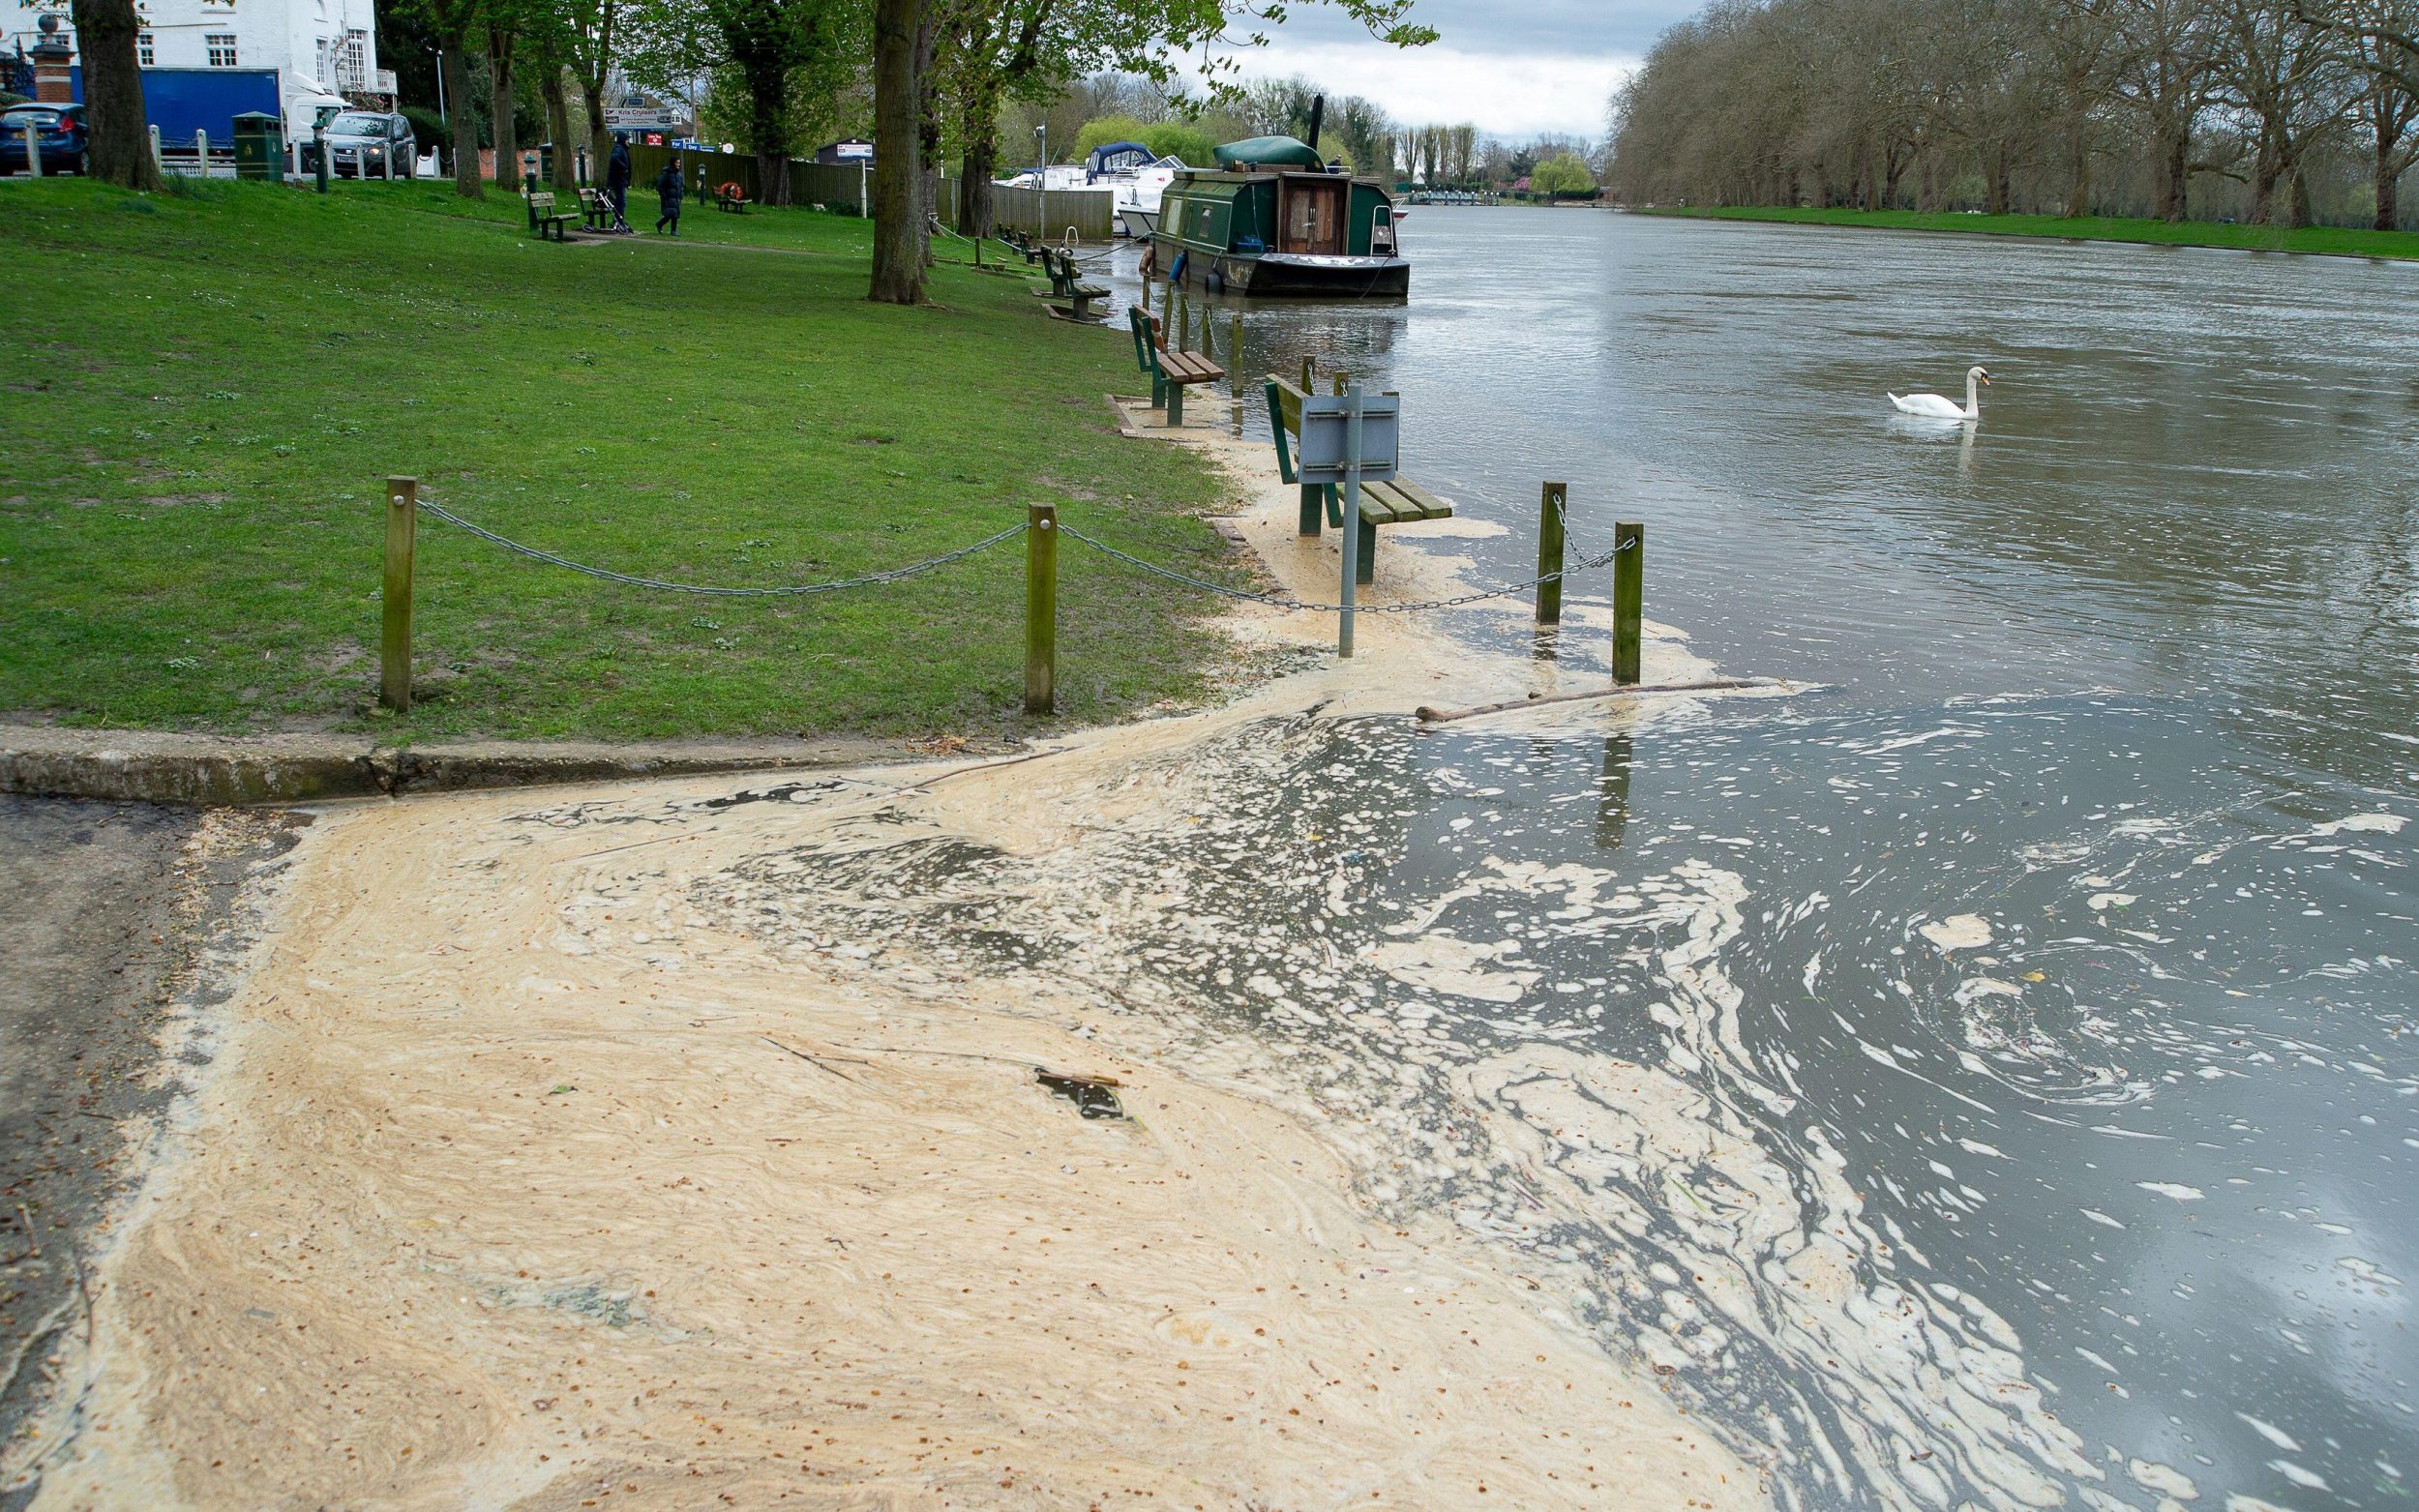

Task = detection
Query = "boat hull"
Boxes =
[1157,245,1410,299]
[1118,207,1157,239]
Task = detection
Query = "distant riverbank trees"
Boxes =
[1606,0,2419,229]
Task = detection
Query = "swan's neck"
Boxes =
[1963,373,1982,416]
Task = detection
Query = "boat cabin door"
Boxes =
[1279,176,1347,253]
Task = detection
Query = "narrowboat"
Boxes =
[1149,133,1407,298]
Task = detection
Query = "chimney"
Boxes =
[1305,96,1324,151]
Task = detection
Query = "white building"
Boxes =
[9,0,388,144]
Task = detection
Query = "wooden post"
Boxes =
[1612,520,1644,685]
[1229,313,1242,378]
[1299,355,1314,393]
[1537,481,1567,625]
[380,477,418,712]
[1200,300,1212,356]
[1176,289,1190,353]
[1332,371,1349,396]
[1025,502,1057,714]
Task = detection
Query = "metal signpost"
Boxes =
[1297,384,1399,659]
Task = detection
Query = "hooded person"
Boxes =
[606,137,633,227]
[654,157,684,235]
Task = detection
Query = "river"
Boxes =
[1077,210,2419,1509]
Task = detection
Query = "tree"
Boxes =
[67,0,161,191]
[869,0,925,304]
[1073,112,1152,158]
[1529,149,1598,197]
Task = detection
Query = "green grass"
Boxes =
[1635,203,2419,260]
[0,176,1249,742]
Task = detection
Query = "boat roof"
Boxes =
[1084,141,1152,176]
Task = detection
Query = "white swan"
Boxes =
[1890,366,1989,420]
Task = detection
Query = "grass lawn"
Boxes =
[1635,204,2419,260]
[0,176,1244,742]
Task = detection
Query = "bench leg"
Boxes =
[1325,484,1345,530]
[1299,484,1323,536]
[1150,371,1167,408]
[1166,383,1185,427]
[1266,383,1298,485]
[1069,296,1092,320]
[1357,517,1378,584]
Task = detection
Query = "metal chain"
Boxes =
[1058,524,1633,615]
[418,497,1027,599]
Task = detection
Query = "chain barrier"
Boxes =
[417,497,1027,599]
[1058,524,1633,616]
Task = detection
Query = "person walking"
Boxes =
[654,157,684,236]
[606,137,633,231]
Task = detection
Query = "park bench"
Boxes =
[1126,306,1225,427]
[1001,228,1049,264]
[1031,249,1109,321]
[578,188,614,230]
[526,190,575,242]
[715,183,752,213]
[1264,372,1455,584]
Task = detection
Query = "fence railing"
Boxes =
[619,144,1114,237]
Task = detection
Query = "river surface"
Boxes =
[1069,211,2419,1509]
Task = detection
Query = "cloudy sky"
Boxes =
[1224,0,1694,142]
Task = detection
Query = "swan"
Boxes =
[1890,366,1989,420]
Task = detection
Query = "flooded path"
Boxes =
[21,216,2419,1510]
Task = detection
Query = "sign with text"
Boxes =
[605,104,682,133]
[1296,393,1400,484]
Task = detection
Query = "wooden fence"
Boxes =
[619,144,1115,238]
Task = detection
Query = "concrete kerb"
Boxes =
[0,726,1000,807]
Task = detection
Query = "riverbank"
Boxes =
[0,178,1249,743]
[6,419,1782,1508]
[1633,203,2419,260]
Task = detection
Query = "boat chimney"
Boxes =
[1305,96,1325,152]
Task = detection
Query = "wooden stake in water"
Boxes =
[1025,502,1058,714]
[1229,313,1243,376]
[1612,520,1644,685]
[1338,381,1364,660]
[380,477,418,713]
[1537,481,1567,625]
[1300,355,1314,393]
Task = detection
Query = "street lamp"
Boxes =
[1035,124,1046,188]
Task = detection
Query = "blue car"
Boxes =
[0,103,87,175]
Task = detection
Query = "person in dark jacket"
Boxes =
[654,158,684,236]
[605,137,632,228]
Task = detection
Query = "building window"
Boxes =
[206,33,237,67]
[136,30,154,65]
[342,30,366,90]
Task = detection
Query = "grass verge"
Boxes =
[0,176,1244,742]
[1634,203,2419,260]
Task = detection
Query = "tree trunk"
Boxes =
[868,0,925,305]
[68,0,163,192]
[958,121,997,237]
[2288,163,2312,228]
[2378,136,2402,231]
[2249,137,2285,225]
[1986,145,2012,215]
[2064,113,2090,217]
[2158,124,2189,222]
[581,74,612,180]
[444,44,483,197]
[742,54,791,206]
[544,68,573,190]
[489,30,518,187]
[914,12,939,267]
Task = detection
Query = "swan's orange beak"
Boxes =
[1979,373,1991,385]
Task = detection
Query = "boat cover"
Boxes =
[1084,141,1152,180]
[1212,135,1327,170]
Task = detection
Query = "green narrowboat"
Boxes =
[1149,133,1408,299]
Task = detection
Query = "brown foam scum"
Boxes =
[26,768,1762,1509]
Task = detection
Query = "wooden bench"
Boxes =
[1264,372,1455,584]
[1126,306,1224,426]
[578,187,614,230]
[714,183,751,213]
[526,190,575,241]
[1000,228,1047,264]
[1030,249,1109,320]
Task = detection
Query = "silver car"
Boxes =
[320,110,414,180]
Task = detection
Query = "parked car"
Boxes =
[0,103,87,175]
[315,110,414,180]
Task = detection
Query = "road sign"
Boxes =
[1296,393,1400,484]
[605,104,682,133]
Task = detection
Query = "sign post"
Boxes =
[1297,387,1399,661]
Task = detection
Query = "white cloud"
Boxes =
[1227,41,1638,141]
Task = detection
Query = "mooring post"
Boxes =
[1338,381,1364,660]
[380,477,418,712]
[1300,355,1314,394]
[1025,502,1058,714]
[1332,371,1350,397]
[1201,300,1212,356]
[1537,481,1568,625]
[1612,520,1644,685]
[1230,312,1243,378]
[1176,289,1190,353]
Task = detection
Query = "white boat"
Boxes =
[996,144,1186,238]
[1119,205,1157,239]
